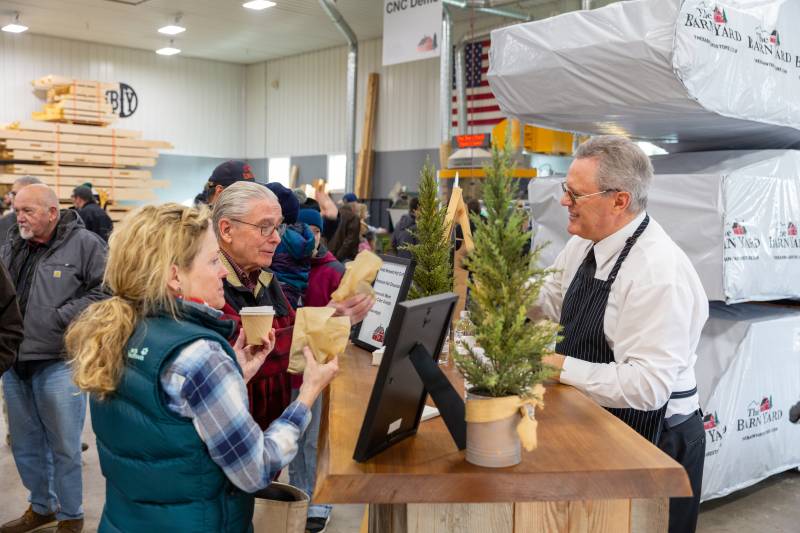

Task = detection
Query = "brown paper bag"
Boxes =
[330,250,383,302]
[288,307,351,374]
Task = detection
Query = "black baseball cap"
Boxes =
[208,160,256,188]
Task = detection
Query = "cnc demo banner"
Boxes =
[383,0,442,66]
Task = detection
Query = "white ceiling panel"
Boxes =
[0,0,602,64]
[0,0,383,63]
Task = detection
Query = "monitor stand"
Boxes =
[408,343,467,450]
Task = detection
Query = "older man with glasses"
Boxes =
[534,136,708,533]
[212,182,373,431]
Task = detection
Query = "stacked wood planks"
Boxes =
[0,76,173,222]
[32,75,118,126]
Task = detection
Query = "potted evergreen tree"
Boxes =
[402,158,453,299]
[455,146,559,468]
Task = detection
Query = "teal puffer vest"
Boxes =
[90,303,255,533]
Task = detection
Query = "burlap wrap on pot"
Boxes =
[464,384,546,452]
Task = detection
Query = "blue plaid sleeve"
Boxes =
[160,339,311,493]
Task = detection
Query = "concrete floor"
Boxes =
[1,409,798,532]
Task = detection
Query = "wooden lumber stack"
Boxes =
[355,73,379,199]
[0,121,172,221]
[32,75,117,126]
[0,75,173,222]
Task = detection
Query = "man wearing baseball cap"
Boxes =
[203,160,256,205]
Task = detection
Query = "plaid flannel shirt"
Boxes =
[160,337,311,493]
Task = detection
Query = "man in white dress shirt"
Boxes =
[536,136,708,533]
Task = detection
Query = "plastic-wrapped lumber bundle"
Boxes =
[696,302,800,501]
[488,0,800,151]
[529,150,800,303]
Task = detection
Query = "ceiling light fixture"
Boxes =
[158,13,185,35]
[242,1,276,11]
[156,39,181,56]
[158,24,185,35]
[2,12,28,33]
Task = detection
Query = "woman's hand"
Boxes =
[296,347,339,408]
[327,293,374,325]
[233,328,276,383]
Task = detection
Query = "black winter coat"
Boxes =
[0,262,23,375]
[391,213,417,260]
[0,212,16,249]
[328,203,361,262]
[77,201,113,241]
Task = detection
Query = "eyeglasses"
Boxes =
[230,217,285,237]
[560,181,617,204]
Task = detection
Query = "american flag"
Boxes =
[452,39,505,134]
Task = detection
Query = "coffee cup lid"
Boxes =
[239,306,275,315]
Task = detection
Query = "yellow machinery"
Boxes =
[439,120,576,201]
[491,119,575,155]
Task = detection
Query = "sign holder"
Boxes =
[444,184,474,252]
[352,254,416,351]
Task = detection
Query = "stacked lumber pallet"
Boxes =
[32,75,118,126]
[0,75,173,222]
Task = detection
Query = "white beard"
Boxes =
[19,227,33,240]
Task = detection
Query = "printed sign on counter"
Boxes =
[353,255,415,351]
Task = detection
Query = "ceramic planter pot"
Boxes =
[465,391,522,468]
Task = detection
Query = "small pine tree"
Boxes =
[402,158,453,299]
[455,145,559,399]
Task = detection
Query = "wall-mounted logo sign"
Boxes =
[104,83,138,118]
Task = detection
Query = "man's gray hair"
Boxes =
[211,181,278,238]
[574,136,653,213]
[14,176,43,188]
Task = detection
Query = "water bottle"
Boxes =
[454,311,471,356]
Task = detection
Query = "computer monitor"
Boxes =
[353,292,460,462]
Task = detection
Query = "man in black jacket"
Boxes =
[391,197,419,260]
[1,184,107,533]
[0,262,22,376]
[328,195,362,262]
[0,261,22,454]
[71,185,113,241]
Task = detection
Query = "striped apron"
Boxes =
[555,215,668,443]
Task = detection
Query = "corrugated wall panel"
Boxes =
[248,38,441,158]
[0,32,246,157]
[263,45,348,157]
[246,63,266,159]
[359,39,441,153]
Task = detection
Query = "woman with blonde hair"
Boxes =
[67,203,338,533]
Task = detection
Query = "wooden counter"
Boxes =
[315,345,691,532]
